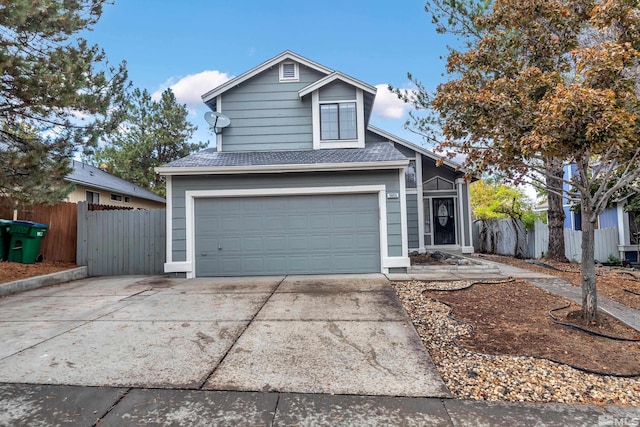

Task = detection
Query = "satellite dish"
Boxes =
[204,111,231,133]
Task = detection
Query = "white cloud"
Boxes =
[372,84,413,119]
[152,70,232,108]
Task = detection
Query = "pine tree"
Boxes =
[95,88,208,197]
[0,0,128,208]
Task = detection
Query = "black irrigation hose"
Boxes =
[616,271,640,282]
[624,288,640,296]
[548,304,640,342]
[422,279,640,378]
[525,259,563,271]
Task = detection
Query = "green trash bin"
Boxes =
[0,219,11,261]
[8,221,49,264]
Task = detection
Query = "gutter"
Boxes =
[155,160,409,176]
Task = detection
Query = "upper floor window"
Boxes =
[320,102,357,140]
[279,62,299,82]
[310,88,365,149]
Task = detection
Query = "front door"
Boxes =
[433,198,456,245]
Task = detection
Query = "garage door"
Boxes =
[194,193,380,276]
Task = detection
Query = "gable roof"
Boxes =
[66,161,166,203]
[367,125,466,172]
[298,71,377,98]
[156,142,408,175]
[201,51,333,103]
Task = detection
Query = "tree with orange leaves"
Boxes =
[427,0,640,320]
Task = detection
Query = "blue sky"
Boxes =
[84,0,456,147]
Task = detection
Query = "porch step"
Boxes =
[408,264,501,274]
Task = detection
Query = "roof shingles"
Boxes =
[66,161,166,203]
[163,141,407,169]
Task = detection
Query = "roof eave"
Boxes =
[65,177,166,203]
[367,125,470,174]
[298,71,377,99]
[156,159,409,176]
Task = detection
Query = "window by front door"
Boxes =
[320,102,357,140]
[433,198,456,245]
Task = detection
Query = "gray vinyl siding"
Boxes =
[170,170,402,263]
[393,143,418,158]
[421,155,460,182]
[406,193,419,249]
[365,130,388,143]
[318,81,356,101]
[220,64,326,152]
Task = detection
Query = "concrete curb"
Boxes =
[0,266,88,297]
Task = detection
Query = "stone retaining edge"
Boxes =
[0,266,88,297]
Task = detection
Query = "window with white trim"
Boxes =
[110,193,123,202]
[279,62,298,82]
[320,102,357,140]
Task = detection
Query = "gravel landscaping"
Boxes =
[392,280,640,406]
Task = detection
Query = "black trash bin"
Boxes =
[0,219,11,261]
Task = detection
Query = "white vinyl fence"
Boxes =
[530,221,619,262]
[473,219,619,262]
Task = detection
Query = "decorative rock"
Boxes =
[390,280,640,406]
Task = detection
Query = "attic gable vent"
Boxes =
[279,62,299,82]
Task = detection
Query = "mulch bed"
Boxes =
[423,280,640,377]
[0,260,77,285]
[475,254,640,311]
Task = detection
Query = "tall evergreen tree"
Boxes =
[0,0,128,208]
[94,88,207,197]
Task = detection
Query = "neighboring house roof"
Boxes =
[201,51,333,103]
[66,160,166,203]
[156,142,408,175]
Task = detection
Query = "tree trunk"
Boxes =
[546,157,567,261]
[580,202,598,321]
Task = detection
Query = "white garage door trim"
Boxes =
[166,185,408,278]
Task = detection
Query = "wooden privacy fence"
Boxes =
[473,219,620,262]
[0,202,77,263]
[77,202,166,276]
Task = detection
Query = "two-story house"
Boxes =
[157,51,474,278]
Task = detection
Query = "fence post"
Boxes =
[76,201,88,266]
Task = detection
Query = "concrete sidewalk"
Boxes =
[1,383,638,426]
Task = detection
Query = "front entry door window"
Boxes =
[433,198,456,245]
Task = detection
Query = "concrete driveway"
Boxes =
[0,274,449,398]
